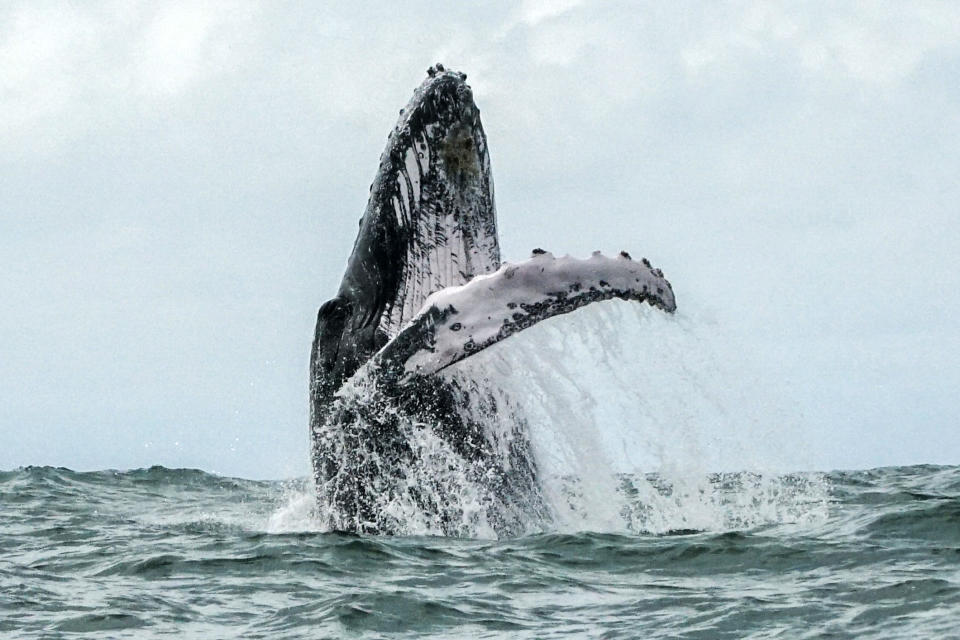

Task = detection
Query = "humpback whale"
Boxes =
[310,65,676,535]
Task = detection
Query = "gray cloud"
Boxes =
[2,1,958,477]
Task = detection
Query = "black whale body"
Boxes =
[310,65,676,535]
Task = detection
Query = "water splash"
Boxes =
[300,299,829,537]
[265,478,323,533]
[450,299,829,535]
[315,358,570,536]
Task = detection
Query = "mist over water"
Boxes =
[5,301,958,638]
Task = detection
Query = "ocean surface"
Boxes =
[3,464,959,639]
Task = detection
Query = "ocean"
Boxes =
[3,464,959,639]
[6,304,958,637]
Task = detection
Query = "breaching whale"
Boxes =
[310,65,676,535]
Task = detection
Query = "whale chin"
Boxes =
[309,65,676,535]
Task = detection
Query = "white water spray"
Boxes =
[443,299,829,535]
[271,299,828,537]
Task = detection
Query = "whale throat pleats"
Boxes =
[376,84,500,340]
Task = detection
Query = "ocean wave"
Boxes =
[4,464,959,638]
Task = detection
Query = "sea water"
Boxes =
[4,302,958,638]
[4,465,959,638]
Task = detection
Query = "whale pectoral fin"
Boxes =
[372,251,676,381]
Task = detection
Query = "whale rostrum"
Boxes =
[310,66,499,410]
[310,66,676,534]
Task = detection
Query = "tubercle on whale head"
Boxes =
[391,65,479,145]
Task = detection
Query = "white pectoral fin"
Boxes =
[373,251,676,380]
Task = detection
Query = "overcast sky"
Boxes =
[2,1,958,478]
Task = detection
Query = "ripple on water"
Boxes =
[52,613,146,633]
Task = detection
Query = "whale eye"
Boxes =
[450,322,463,331]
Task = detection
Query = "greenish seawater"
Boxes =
[2,464,959,638]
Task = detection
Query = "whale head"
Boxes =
[312,65,499,402]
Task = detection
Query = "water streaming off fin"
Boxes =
[311,299,829,538]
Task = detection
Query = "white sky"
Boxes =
[2,1,958,478]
